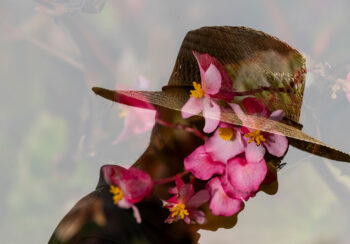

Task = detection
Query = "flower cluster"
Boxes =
[163,176,209,224]
[113,76,156,144]
[182,51,288,217]
[103,165,153,223]
[105,51,288,225]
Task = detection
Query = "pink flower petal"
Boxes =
[103,165,153,205]
[117,198,132,209]
[131,205,142,223]
[241,126,251,134]
[168,175,185,195]
[192,50,207,77]
[168,175,184,195]
[202,64,222,95]
[206,177,242,216]
[187,189,210,208]
[122,167,153,204]
[229,102,247,122]
[205,127,245,163]
[184,145,225,180]
[181,97,203,119]
[192,51,233,100]
[192,51,221,77]
[269,110,285,122]
[220,172,254,200]
[263,132,288,157]
[166,196,178,204]
[130,109,156,134]
[103,165,127,185]
[112,75,155,144]
[226,157,267,197]
[242,97,268,116]
[113,107,156,144]
[165,214,176,224]
[114,92,155,110]
[202,97,220,133]
[179,184,195,203]
[244,138,266,163]
[188,210,207,224]
[168,187,178,195]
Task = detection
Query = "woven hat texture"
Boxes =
[92,26,350,163]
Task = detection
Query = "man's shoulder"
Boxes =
[48,166,195,244]
[48,188,122,243]
[48,165,142,244]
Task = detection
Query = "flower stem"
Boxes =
[153,171,190,185]
[155,117,206,140]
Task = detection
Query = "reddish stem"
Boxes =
[267,93,275,110]
[153,171,190,185]
[155,117,207,140]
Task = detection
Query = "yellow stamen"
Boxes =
[169,203,189,219]
[110,185,124,204]
[218,127,235,141]
[190,82,204,99]
[244,130,266,146]
[118,106,129,118]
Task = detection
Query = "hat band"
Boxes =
[162,85,193,91]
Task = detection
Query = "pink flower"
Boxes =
[221,156,267,201]
[181,51,223,133]
[206,177,242,216]
[184,145,226,180]
[163,177,210,224]
[184,122,245,180]
[346,72,350,103]
[103,165,153,223]
[204,122,245,163]
[113,76,156,144]
[230,97,289,163]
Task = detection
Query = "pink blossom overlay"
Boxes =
[113,75,156,144]
[184,145,225,180]
[230,97,288,163]
[106,52,288,226]
[163,176,210,224]
[221,156,267,201]
[103,165,153,223]
[182,51,229,133]
[206,177,242,216]
[204,123,245,163]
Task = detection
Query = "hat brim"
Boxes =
[92,87,350,163]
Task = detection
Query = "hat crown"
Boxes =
[166,26,306,124]
[92,26,350,163]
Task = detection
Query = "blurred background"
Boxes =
[1,0,350,243]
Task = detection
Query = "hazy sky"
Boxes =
[1,1,350,243]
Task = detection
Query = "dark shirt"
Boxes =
[48,166,195,244]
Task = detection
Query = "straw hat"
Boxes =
[92,26,350,163]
